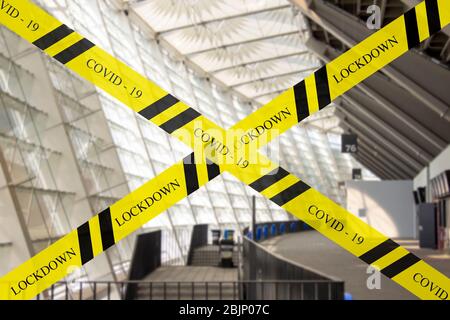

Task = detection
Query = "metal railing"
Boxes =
[36,223,344,301]
[38,279,343,300]
[242,237,345,299]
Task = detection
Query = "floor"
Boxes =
[143,266,238,282]
[261,232,450,300]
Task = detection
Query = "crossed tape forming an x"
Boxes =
[0,0,449,300]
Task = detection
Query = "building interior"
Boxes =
[0,0,449,300]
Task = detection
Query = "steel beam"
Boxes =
[292,0,450,122]
[305,36,448,153]
[340,126,414,179]
[229,67,316,87]
[336,109,421,176]
[355,153,396,180]
[339,123,410,179]
[356,153,396,179]
[186,31,301,56]
[337,108,421,175]
[358,144,409,179]
[342,95,433,163]
[251,89,286,99]
[156,5,291,35]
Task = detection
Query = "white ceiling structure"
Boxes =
[131,0,322,106]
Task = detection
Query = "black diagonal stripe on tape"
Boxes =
[77,222,94,264]
[33,24,74,50]
[270,180,310,206]
[183,153,199,195]
[425,0,441,35]
[404,9,420,49]
[293,81,309,122]
[314,66,331,109]
[139,94,179,120]
[53,38,95,65]
[359,238,399,264]
[98,207,115,251]
[159,108,201,134]
[206,159,220,181]
[381,253,421,279]
[249,167,289,192]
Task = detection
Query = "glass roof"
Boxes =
[132,0,321,105]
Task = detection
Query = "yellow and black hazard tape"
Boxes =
[231,0,450,144]
[1,151,222,299]
[1,0,449,300]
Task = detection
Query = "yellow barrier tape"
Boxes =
[0,0,449,300]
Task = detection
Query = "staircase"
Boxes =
[189,245,239,266]
[135,281,238,300]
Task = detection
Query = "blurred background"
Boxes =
[0,0,449,300]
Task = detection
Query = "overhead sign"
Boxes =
[352,168,362,180]
[342,134,358,153]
